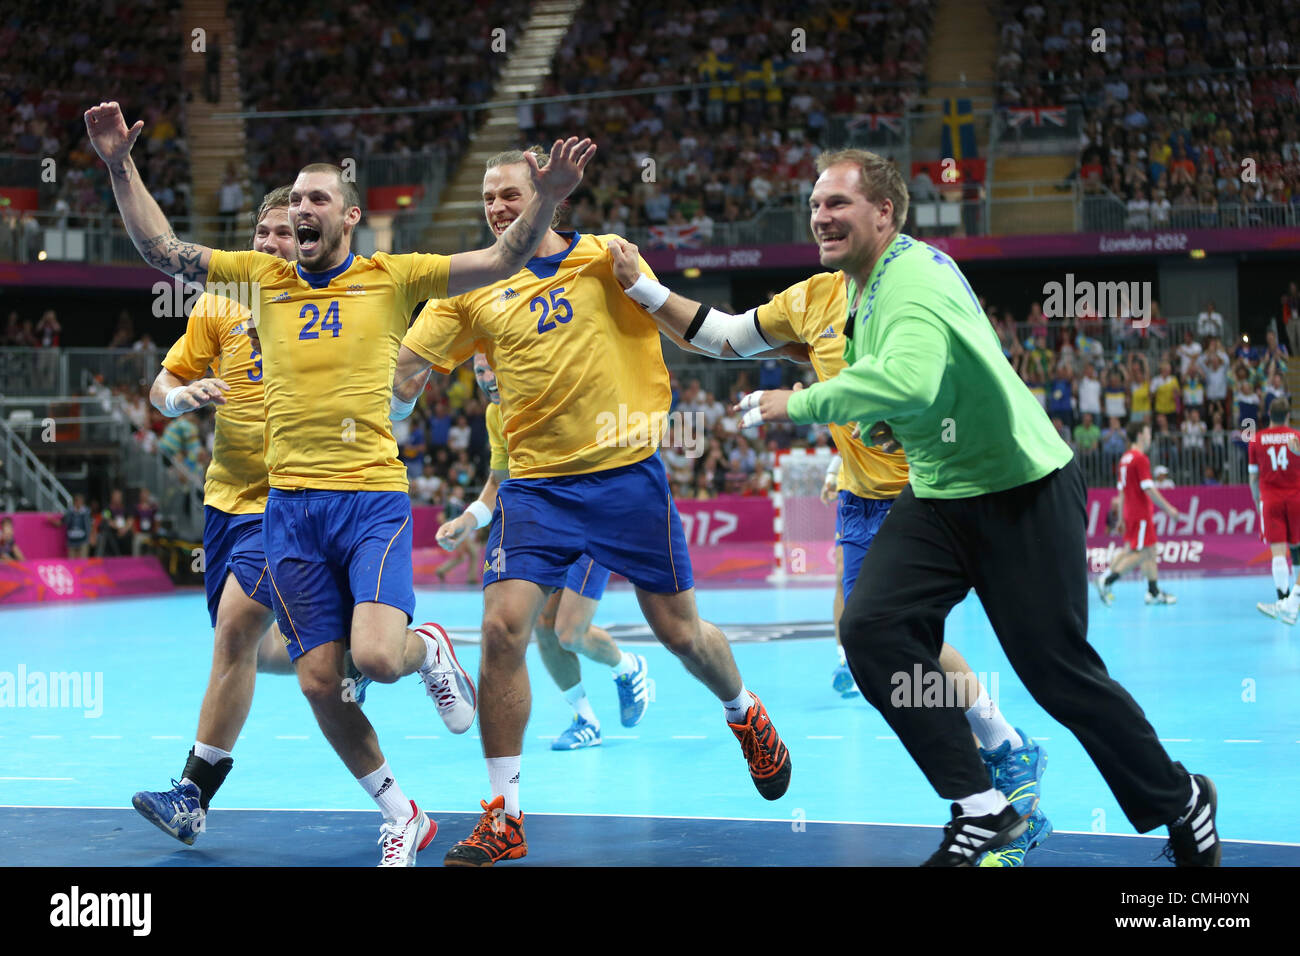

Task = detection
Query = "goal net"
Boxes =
[770,448,838,583]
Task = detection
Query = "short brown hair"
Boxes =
[816,148,909,229]
[1270,397,1290,425]
[485,146,564,229]
[251,184,292,233]
[297,163,362,215]
[1126,420,1148,445]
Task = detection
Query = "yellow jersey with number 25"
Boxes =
[404,232,670,479]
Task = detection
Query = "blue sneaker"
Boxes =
[344,650,372,706]
[978,807,1053,866]
[980,727,1047,818]
[613,654,650,727]
[551,715,602,751]
[831,662,859,698]
[132,779,205,845]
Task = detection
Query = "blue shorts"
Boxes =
[485,452,692,594]
[836,490,894,603]
[565,555,611,600]
[263,489,415,661]
[202,506,272,628]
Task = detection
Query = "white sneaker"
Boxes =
[1144,590,1177,605]
[1257,601,1298,625]
[417,622,477,734]
[1095,571,1114,606]
[377,800,435,867]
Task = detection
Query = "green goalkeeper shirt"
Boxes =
[786,233,1073,498]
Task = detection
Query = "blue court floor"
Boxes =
[2,575,1298,866]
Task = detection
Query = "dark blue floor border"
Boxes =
[3,807,1296,867]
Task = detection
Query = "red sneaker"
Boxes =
[443,795,527,867]
[727,693,792,800]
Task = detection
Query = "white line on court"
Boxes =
[1159,738,1192,742]
[604,735,639,739]
[89,735,121,739]
[29,735,60,740]
[0,777,74,781]
[1224,739,1261,743]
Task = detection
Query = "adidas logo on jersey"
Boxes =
[500,288,519,301]
[272,292,291,302]
[345,284,366,295]
[230,322,246,335]
[819,324,837,338]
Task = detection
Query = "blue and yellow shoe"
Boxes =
[551,715,602,751]
[831,662,859,698]
[980,727,1047,817]
[132,779,205,846]
[613,654,650,727]
[978,807,1053,866]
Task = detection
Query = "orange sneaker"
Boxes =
[443,795,527,867]
[727,693,792,800]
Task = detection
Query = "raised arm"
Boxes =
[606,237,796,357]
[444,137,597,298]
[392,346,435,412]
[84,102,212,285]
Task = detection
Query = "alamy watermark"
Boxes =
[890,664,998,712]
[0,665,103,718]
[596,405,706,457]
[1042,274,1151,328]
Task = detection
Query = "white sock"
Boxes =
[964,692,1022,751]
[722,687,753,723]
[837,644,847,666]
[193,741,232,766]
[1173,775,1201,825]
[957,788,1010,818]
[358,760,411,823]
[562,683,598,726]
[1272,555,1291,595]
[418,630,440,672]
[611,651,638,678]
[487,755,521,817]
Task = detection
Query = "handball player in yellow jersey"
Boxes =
[392,147,793,866]
[86,101,594,865]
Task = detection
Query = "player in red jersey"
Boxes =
[1250,397,1300,624]
[1096,421,1183,606]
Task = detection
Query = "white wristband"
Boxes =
[390,392,417,422]
[466,500,492,529]
[163,385,187,417]
[624,274,671,313]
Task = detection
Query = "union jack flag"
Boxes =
[1006,106,1066,128]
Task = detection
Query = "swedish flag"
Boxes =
[941,98,978,161]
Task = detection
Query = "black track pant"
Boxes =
[842,459,1191,832]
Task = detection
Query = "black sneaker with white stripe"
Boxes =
[921,804,1028,867]
[1162,772,1221,866]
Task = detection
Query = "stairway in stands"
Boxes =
[421,0,583,253]
[911,0,998,158]
[180,0,250,248]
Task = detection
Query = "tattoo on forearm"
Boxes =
[499,205,550,265]
[136,231,205,283]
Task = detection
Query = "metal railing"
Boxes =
[0,412,72,513]
[0,390,204,537]
[1076,438,1250,488]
